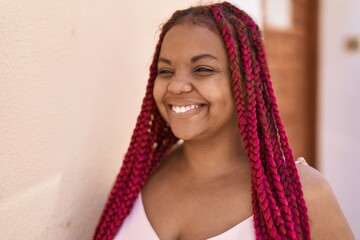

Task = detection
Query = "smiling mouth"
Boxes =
[170,104,205,114]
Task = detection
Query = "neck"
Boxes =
[177,127,248,182]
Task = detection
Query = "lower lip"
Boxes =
[169,105,207,118]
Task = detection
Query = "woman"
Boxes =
[94,2,354,239]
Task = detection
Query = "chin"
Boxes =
[171,128,204,142]
[172,132,193,141]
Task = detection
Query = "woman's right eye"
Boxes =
[158,69,174,76]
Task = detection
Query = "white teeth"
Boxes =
[171,104,200,113]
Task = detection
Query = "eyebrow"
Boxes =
[191,53,218,63]
[158,53,218,65]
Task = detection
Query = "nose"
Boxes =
[167,72,193,94]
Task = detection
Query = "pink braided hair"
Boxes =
[93,2,311,239]
[221,3,310,238]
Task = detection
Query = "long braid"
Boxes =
[94,2,310,239]
[225,6,303,238]
[221,2,310,238]
[211,5,287,239]
[246,19,303,238]
[235,16,296,237]
[234,7,310,239]
[211,3,310,239]
[235,16,298,238]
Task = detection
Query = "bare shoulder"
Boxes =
[296,162,355,239]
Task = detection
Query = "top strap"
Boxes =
[295,157,309,165]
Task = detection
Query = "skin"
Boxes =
[142,22,355,240]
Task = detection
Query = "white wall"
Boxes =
[318,0,360,237]
[0,0,260,239]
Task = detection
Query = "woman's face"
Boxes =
[153,22,239,141]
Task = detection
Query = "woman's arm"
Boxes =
[297,163,355,239]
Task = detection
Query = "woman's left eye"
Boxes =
[194,67,215,73]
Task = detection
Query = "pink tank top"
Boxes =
[114,192,256,240]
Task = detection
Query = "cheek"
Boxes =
[153,81,161,104]
[153,80,169,120]
[209,82,237,119]
[153,79,165,104]
[206,79,235,107]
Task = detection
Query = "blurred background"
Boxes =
[0,0,359,239]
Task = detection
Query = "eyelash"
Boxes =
[158,69,173,75]
[194,67,214,73]
[157,67,215,76]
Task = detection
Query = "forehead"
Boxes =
[159,23,228,61]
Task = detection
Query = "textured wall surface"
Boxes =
[0,1,134,238]
[318,0,360,237]
[0,0,259,239]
